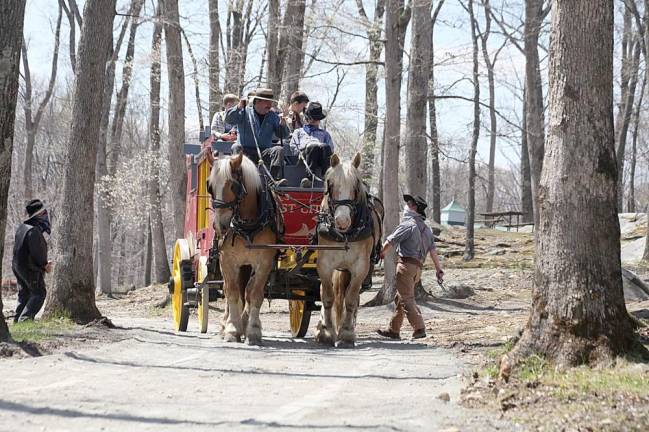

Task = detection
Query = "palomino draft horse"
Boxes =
[315,153,383,348]
[207,152,279,345]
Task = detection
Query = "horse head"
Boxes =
[207,153,261,234]
[324,152,364,232]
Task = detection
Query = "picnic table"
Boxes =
[478,211,528,231]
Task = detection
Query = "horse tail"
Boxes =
[332,269,351,332]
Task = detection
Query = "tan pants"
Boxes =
[388,261,425,333]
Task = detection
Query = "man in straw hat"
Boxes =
[225,87,290,179]
[376,194,444,340]
[12,199,53,322]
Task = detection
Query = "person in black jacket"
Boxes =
[12,199,53,322]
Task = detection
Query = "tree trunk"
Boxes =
[480,0,497,213]
[149,4,171,284]
[163,0,186,241]
[369,0,411,306]
[404,0,432,199]
[44,0,116,323]
[281,0,307,102]
[627,73,645,213]
[358,0,386,184]
[524,0,545,226]
[144,217,153,287]
[209,0,222,120]
[266,0,281,98]
[0,0,26,342]
[427,0,445,224]
[615,36,641,210]
[21,4,62,201]
[506,0,642,368]
[96,7,133,296]
[521,87,533,223]
[464,0,480,261]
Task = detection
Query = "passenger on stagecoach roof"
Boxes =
[225,87,290,180]
[289,102,334,186]
[210,93,239,141]
[287,91,309,132]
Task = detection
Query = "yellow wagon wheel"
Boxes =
[172,239,191,332]
[289,289,311,338]
[197,256,209,333]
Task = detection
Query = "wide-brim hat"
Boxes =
[305,101,326,121]
[251,87,276,102]
[403,194,427,216]
[25,199,46,221]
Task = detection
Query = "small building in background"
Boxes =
[441,200,466,226]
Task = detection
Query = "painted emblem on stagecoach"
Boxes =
[286,223,312,237]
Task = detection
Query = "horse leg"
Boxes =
[245,260,271,346]
[315,272,336,346]
[222,271,243,343]
[336,270,366,349]
[238,266,252,338]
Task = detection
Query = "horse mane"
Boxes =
[324,161,367,205]
[209,155,262,195]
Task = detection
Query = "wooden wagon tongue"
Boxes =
[245,243,349,250]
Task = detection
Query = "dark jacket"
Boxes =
[12,223,48,276]
[225,106,290,151]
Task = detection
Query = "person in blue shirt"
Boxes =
[225,87,290,179]
[289,102,334,185]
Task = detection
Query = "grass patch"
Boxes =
[545,366,649,398]
[9,316,76,342]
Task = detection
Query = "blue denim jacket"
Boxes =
[225,106,290,151]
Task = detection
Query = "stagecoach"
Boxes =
[168,128,354,337]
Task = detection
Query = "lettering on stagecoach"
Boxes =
[279,202,321,214]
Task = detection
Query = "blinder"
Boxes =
[212,173,247,210]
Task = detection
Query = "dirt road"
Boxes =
[0,292,512,432]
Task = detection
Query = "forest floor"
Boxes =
[1,226,649,431]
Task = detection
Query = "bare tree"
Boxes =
[44,0,117,322]
[0,0,27,342]
[59,0,80,73]
[464,0,480,261]
[405,0,432,198]
[21,3,63,200]
[524,0,547,226]
[209,0,222,120]
[503,0,644,371]
[615,6,641,210]
[281,0,307,101]
[163,0,187,241]
[149,4,171,283]
[367,0,411,306]
[266,0,281,96]
[96,0,144,295]
[520,87,533,221]
[427,0,446,223]
[357,0,386,183]
[627,74,645,213]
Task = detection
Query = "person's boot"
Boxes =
[411,328,427,340]
[376,328,400,340]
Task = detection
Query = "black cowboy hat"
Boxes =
[25,199,46,221]
[304,101,326,121]
[403,194,427,217]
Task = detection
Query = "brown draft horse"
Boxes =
[315,153,383,348]
[207,153,278,345]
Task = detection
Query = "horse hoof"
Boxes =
[246,334,262,346]
[315,330,335,346]
[335,340,355,349]
[223,333,240,343]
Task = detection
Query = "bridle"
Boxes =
[325,179,360,230]
[212,170,247,211]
